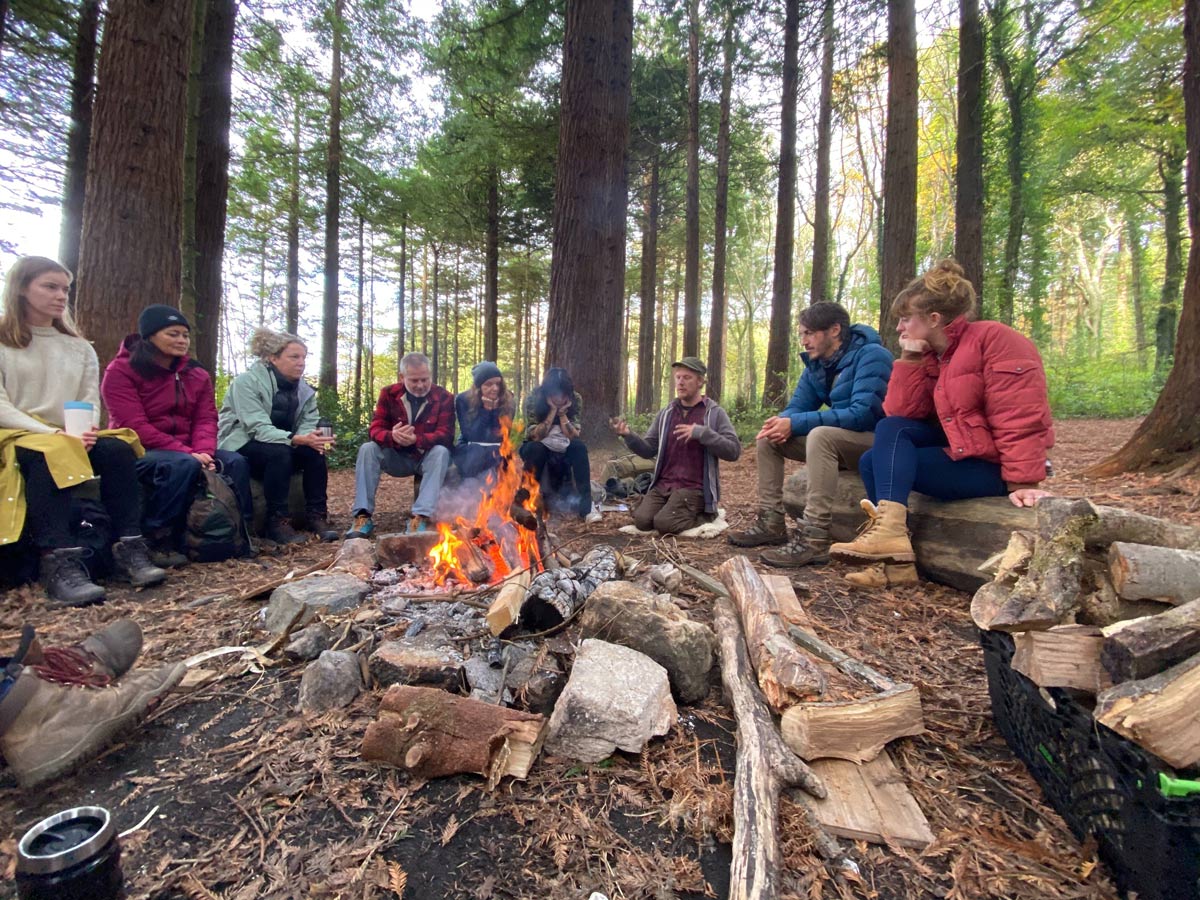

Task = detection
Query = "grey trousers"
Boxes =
[352,442,450,519]
[757,426,875,530]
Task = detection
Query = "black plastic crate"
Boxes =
[980,630,1200,900]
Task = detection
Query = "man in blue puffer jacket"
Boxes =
[729,302,892,566]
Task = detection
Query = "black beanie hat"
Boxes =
[472,361,503,388]
[138,305,190,339]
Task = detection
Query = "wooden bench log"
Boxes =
[783,470,1034,591]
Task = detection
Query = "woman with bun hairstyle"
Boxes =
[102,305,253,563]
[454,361,515,479]
[217,327,337,544]
[0,256,166,605]
[830,259,1054,575]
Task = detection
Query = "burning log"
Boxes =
[362,684,546,787]
[520,545,620,630]
[455,527,492,584]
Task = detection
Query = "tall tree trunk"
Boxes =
[354,212,365,422]
[1157,148,1184,372]
[810,0,834,306]
[180,0,208,325]
[683,0,701,357]
[397,210,407,376]
[453,248,461,394]
[286,97,301,334]
[879,0,917,351]
[954,0,984,301]
[1087,0,1200,478]
[653,263,665,409]
[75,0,194,371]
[192,0,236,372]
[485,166,500,362]
[59,0,101,295]
[431,242,441,383]
[320,0,345,393]
[1125,205,1148,368]
[636,159,660,413]
[544,0,633,448]
[670,255,681,394]
[707,5,735,402]
[764,0,800,407]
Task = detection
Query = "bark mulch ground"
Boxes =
[2,417,1193,899]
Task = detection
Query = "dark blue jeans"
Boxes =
[519,439,592,516]
[136,449,252,532]
[860,417,1007,505]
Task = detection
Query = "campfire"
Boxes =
[428,422,544,588]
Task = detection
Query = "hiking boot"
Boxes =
[267,515,306,545]
[407,515,431,534]
[112,536,169,587]
[760,521,831,568]
[0,662,185,789]
[344,512,375,540]
[39,548,106,607]
[844,563,920,589]
[146,528,188,568]
[728,512,788,548]
[830,500,915,564]
[24,619,143,686]
[306,513,339,543]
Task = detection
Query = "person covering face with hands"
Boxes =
[520,367,598,521]
[612,357,741,534]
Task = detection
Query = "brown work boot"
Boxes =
[266,515,306,545]
[727,512,788,548]
[24,619,143,686]
[305,513,339,543]
[830,500,915,564]
[760,520,831,568]
[0,662,185,789]
[844,562,920,589]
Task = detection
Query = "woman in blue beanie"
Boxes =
[453,361,514,479]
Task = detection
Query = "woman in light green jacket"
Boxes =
[217,328,336,543]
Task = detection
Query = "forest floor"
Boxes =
[2,417,1197,900]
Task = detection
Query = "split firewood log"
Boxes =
[780,685,924,763]
[361,684,545,787]
[1108,543,1200,605]
[1094,654,1200,769]
[1101,596,1200,682]
[485,569,533,636]
[717,555,826,707]
[1011,625,1112,692]
[1076,560,1172,627]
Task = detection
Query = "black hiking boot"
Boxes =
[306,512,339,543]
[267,515,306,546]
[112,536,169,587]
[39,548,106,607]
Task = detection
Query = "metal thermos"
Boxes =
[15,806,124,900]
[316,417,335,439]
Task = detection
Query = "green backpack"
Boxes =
[184,468,250,562]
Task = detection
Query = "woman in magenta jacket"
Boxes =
[831,260,1053,571]
[101,305,252,562]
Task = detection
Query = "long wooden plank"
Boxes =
[808,753,934,849]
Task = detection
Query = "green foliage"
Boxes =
[1044,353,1164,419]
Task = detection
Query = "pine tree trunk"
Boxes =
[707,7,734,402]
[58,0,101,293]
[1087,0,1200,478]
[320,0,345,393]
[286,98,301,334]
[764,0,799,407]
[1157,148,1184,372]
[1126,204,1148,368]
[810,0,834,307]
[354,213,365,422]
[192,0,236,373]
[397,211,407,377]
[683,0,701,358]
[485,166,500,363]
[431,242,441,383]
[636,159,660,413]
[879,0,917,351]
[544,0,633,448]
[954,0,984,302]
[180,0,208,325]
[75,0,194,371]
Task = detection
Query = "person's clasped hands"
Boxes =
[755,416,792,445]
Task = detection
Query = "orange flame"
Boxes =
[426,419,543,586]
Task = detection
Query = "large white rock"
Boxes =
[264,573,371,633]
[544,639,676,763]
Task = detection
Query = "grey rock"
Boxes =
[298,650,362,712]
[264,574,371,633]
[330,538,377,580]
[369,639,464,691]
[283,623,334,661]
[578,581,715,703]
[544,639,676,762]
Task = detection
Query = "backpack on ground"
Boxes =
[184,466,249,562]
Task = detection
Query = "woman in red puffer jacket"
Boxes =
[102,306,252,563]
[830,259,1054,575]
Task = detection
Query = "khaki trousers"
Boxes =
[633,487,705,534]
[757,426,876,530]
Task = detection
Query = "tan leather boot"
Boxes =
[829,499,915,563]
[0,662,185,789]
[844,563,920,589]
[24,619,143,686]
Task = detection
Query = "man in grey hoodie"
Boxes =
[611,357,742,534]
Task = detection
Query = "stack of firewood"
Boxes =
[972,498,1200,769]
